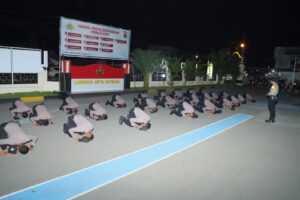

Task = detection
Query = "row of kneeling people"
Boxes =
[1,90,256,155]
[0,94,143,155]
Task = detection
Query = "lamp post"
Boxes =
[239,42,246,77]
[195,55,200,81]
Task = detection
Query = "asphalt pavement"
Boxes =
[0,86,299,200]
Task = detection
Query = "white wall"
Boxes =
[0,70,59,94]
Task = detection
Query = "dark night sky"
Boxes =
[0,0,299,67]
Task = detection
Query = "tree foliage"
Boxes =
[131,48,163,88]
[208,48,240,82]
[185,59,196,80]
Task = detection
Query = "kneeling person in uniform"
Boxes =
[105,94,126,108]
[63,114,94,142]
[0,121,38,155]
[119,107,151,131]
[157,95,177,109]
[195,98,222,114]
[170,101,198,119]
[9,100,31,120]
[29,103,54,126]
[85,102,107,120]
[134,97,158,113]
[59,96,79,114]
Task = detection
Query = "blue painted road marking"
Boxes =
[0,114,252,200]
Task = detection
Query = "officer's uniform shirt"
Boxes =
[211,92,219,101]
[268,82,279,96]
[90,103,107,116]
[237,94,246,103]
[130,107,150,126]
[0,122,38,146]
[145,98,156,109]
[30,104,52,121]
[245,93,254,101]
[159,92,167,97]
[139,93,149,98]
[69,114,94,139]
[223,98,233,108]
[181,102,194,116]
[64,97,78,109]
[204,99,216,110]
[204,92,212,100]
[223,92,229,98]
[115,95,126,104]
[190,93,200,105]
[165,96,176,105]
[174,90,183,99]
[12,100,31,113]
[231,95,239,105]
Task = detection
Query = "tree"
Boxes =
[185,59,196,81]
[208,48,240,83]
[166,56,182,85]
[131,49,163,88]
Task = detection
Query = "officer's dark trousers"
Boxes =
[139,99,148,110]
[173,106,184,117]
[268,99,277,120]
[121,108,136,127]
[120,117,132,127]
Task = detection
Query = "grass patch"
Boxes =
[0,91,58,99]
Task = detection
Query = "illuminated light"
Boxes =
[240,43,245,48]
[207,61,213,79]
[233,51,241,58]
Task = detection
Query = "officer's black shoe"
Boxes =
[265,119,275,123]
[133,98,138,103]
[13,116,20,120]
[105,101,109,106]
[84,108,89,117]
[63,123,68,134]
[170,110,175,115]
[119,116,123,125]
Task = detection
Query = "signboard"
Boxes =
[60,17,131,60]
[69,63,125,93]
[0,47,42,73]
[207,61,213,79]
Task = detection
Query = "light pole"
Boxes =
[195,55,200,81]
[239,42,246,77]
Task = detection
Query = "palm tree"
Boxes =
[208,48,240,83]
[131,49,163,88]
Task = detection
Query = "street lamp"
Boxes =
[238,42,246,83]
[240,43,245,62]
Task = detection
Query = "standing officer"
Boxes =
[266,78,279,123]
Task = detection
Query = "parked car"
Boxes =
[48,67,59,80]
[47,57,59,81]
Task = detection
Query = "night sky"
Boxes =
[0,0,299,67]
